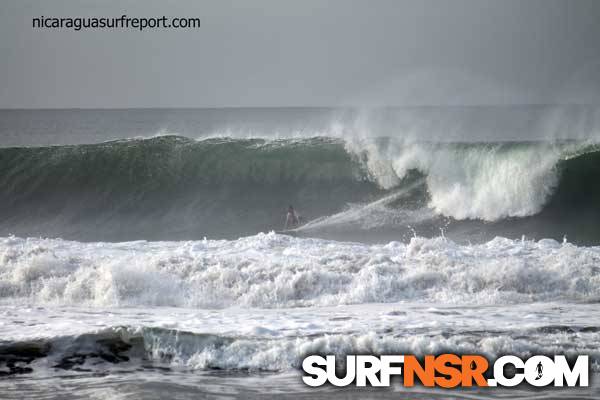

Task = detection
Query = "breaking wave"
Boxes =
[1,136,600,243]
[2,324,600,374]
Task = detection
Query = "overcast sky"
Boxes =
[1,0,599,108]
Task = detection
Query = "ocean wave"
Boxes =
[2,324,599,374]
[1,136,600,242]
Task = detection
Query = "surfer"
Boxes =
[285,205,299,229]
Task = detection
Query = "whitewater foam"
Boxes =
[1,233,599,309]
[346,139,574,220]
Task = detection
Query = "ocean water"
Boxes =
[1,107,600,398]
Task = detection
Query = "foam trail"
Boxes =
[291,179,430,232]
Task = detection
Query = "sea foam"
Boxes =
[345,139,569,220]
[1,233,599,308]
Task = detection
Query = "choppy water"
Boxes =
[1,234,600,398]
[2,107,600,398]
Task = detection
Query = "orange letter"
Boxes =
[434,354,462,388]
[403,355,435,387]
[461,355,489,387]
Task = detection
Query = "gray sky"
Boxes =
[1,0,599,108]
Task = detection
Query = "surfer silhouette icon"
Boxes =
[535,361,543,380]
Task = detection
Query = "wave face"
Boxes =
[0,136,379,241]
[2,234,599,308]
[1,135,600,243]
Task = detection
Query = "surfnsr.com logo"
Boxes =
[302,354,589,388]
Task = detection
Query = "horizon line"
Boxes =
[1,103,599,111]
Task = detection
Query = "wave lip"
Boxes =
[1,233,600,308]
